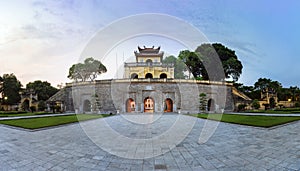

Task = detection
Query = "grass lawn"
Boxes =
[192,113,300,128]
[0,114,111,129]
[0,112,53,117]
[244,108,300,114]
[244,110,292,114]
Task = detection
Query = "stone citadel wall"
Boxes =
[62,79,234,114]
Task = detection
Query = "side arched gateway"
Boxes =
[164,98,173,112]
[126,98,135,112]
[160,73,167,79]
[144,97,154,113]
[83,99,91,112]
[207,99,215,112]
[131,73,138,79]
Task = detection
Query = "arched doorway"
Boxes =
[22,99,30,111]
[145,73,153,79]
[126,98,135,112]
[207,99,215,112]
[269,97,276,108]
[131,73,138,79]
[146,59,153,65]
[160,73,167,79]
[164,98,173,112]
[83,100,91,112]
[144,97,154,113]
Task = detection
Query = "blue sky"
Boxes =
[0,0,299,87]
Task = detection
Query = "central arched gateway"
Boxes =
[126,98,135,112]
[145,73,153,79]
[164,98,173,112]
[21,99,30,111]
[144,97,154,113]
[83,99,91,112]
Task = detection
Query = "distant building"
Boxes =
[258,88,295,109]
[19,89,38,111]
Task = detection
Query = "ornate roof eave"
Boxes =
[138,46,160,52]
[134,52,164,61]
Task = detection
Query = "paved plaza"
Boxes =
[1,114,300,171]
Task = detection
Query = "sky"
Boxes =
[0,0,299,88]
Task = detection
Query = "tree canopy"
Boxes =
[0,76,3,94]
[214,43,243,81]
[234,83,260,100]
[178,50,205,79]
[254,78,282,93]
[163,55,186,79]
[26,80,59,101]
[68,57,107,82]
[178,43,243,81]
[1,73,22,105]
[235,78,288,101]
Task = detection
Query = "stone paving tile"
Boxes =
[1,114,300,170]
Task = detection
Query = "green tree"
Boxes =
[212,43,243,81]
[68,57,107,82]
[163,55,186,79]
[199,93,207,113]
[0,76,3,101]
[234,83,260,100]
[254,78,282,93]
[38,100,46,111]
[277,86,300,102]
[289,86,299,102]
[1,73,22,105]
[278,88,292,101]
[178,50,204,79]
[26,80,58,101]
[251,99,260,109]
[178,43,243,81]
[195,44,223,80]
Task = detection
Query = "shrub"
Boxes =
[275,107,300,111]
[295,102,300,108]
[238,104,247,111]
[30,106,36,112]
[38,100,46,111]
[251,99,260,109]
[0,111,27,114]
[199,93,207,113]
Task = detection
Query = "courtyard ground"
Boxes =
[1,114,300,170]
